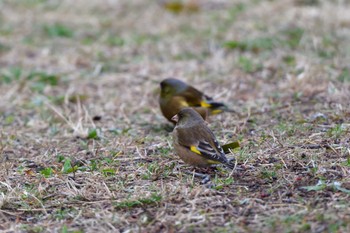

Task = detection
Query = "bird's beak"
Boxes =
[171,114,179,123]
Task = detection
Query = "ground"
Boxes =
[0,0,350,232]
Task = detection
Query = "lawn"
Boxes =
[1,0,350,232]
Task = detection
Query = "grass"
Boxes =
[1,0,350,232]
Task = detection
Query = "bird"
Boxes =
[172,108,234,169]
[159,78,232,124]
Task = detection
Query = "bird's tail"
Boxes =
[202,96,236,114]
[208,101,236,114]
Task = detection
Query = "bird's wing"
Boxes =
[169,96,190,108]
[176,126,228,164]
[192,140,228,164]
[202,95,229,113]
[177,86,229,113]
[180,86,204,106]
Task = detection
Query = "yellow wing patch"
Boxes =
[200,101,212,108]
[190,146,201,155]
[190,146,220,164]
[179,99,190,107]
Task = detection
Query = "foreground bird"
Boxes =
[159,78,232,124]
[172,108,234,169]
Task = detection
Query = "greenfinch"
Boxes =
[172,108,234,169]
[159,78,232,124]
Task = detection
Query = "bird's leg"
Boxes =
[185,170,211,185]
[200,174,211,185]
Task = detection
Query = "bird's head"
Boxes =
[160,78,187,98]
[171,107,204,126]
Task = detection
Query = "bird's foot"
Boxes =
[200,174,211,185]
[185,170,212,185]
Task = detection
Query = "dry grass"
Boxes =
[1,0,350,232]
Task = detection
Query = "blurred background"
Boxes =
[1,1,350,232]
[1,0,349,111]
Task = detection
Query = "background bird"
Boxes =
[159,78,233,124]
[172,107,234,169]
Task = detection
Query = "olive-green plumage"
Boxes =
[172,108,234,168]
[159,78,230,124]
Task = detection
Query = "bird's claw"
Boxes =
[200,174,211,184]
